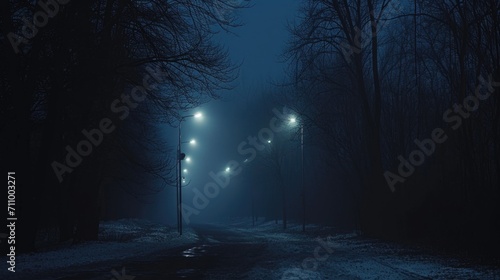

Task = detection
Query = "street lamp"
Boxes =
[289,115,305,232]
[177,112,202,235]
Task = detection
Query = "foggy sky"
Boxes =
[151,0,302,225]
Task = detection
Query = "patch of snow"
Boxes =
[222,218,500,280]
[0,219,197,278]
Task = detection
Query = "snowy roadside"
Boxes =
[0,219,197,278]
[2,218,499,279]
[224,218,500,280]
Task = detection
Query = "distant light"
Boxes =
[186,157,191,162]
[190,139,196,145]
[225,167,230,172]
[267,140,272,144]
[289,117,297,124]
[183,169,188,173]
[194,112,203,119]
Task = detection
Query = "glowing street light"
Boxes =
[189,139,196,145]
[267,140,272,144]
[288,114,306,232]
[177,111,203,236]
[183,169,188,174]
[225,167,230,173]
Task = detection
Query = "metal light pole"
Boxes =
[176,136,180,234]
[178,121,183,235]
[300,124,305,232]
[289,116,306,232]
[177,113,201,236]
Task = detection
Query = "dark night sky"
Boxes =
[150,0,301,224]
[216,0,301,85]
[3,1,500,275]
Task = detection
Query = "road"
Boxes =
[17,223,500,279]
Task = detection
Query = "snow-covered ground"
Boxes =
[2,218,499,279]
[0,219,197,279]
[226,218,500,279]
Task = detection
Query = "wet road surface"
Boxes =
[20,223,500,280]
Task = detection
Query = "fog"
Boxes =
[2,0,500,278]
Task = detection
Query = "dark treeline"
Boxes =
[0,0,243,252]
[231,89,358,231]
[283,0,500,255]
[2,0,499,259]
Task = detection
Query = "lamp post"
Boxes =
[290,116,305,232]
[177,113,202,235]
[300,124,304,232]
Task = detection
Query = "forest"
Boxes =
[1,0,500,260]
[281,0,500,256]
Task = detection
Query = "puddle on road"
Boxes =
[176,245,213,277]
[110,244,218,279]
[182,245,210,258]
[47,243,263,279]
